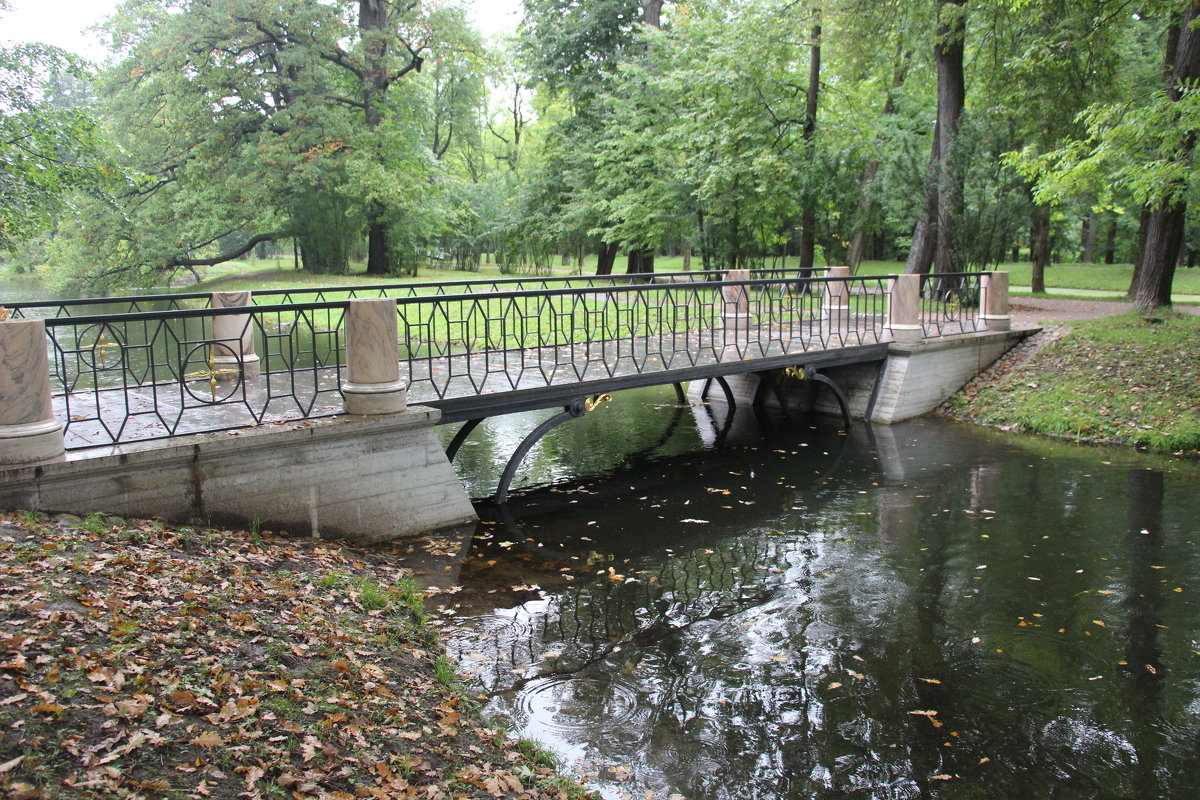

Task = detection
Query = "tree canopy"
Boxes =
[0,0,1196,307]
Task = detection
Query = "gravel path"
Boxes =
[1010,295,1200,325]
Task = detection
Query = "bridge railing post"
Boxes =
[887,273,924,342]
[980,271,1011,331]
[721,268,752,348]
[341,298,407,415]
[0,318,65,465]
[210,290,260,379]
[822,265,851,342]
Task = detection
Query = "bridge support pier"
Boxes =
[0,318,65,466]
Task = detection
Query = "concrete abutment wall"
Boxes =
[757,328,1036,423]
[0,409,478,543]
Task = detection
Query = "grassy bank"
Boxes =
[0,511,595,800]
[943,312,1200,455]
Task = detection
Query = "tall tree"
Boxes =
[906,0,966,275]
[1130,3,1200,309]
[797,8,821,276]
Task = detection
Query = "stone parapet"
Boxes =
[0,409,476,541]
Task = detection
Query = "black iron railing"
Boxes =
[918,272,985,336]
[7,268,803,319]
[43,272,893,449]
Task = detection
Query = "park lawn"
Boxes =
[944,312,1200,455]
[0,511,595,800]
[855,260,1200,298]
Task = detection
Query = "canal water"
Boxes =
[435,386,1200,800]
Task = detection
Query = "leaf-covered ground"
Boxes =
[943,312,1200,455]
[0,512,595,800]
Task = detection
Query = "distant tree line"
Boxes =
[1,0,1197,309]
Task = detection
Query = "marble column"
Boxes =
[211,290,260,379]
[981,271,1011,331]
[0,319,65,465]
[887,273,924,343]
[341,298,407,415]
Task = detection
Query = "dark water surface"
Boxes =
[437,387,1200,799]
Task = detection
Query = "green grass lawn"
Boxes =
[854,260,1200,300]
[945,312,1200,455]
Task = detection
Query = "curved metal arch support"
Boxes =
[807,368,852,431]
[673,382,687,405]
[446,417,484,462]
[495,394,611,503]
[700,376,736,407]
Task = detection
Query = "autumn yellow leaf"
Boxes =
[189,731,224,748]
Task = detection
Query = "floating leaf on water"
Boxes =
[826,682,843,690]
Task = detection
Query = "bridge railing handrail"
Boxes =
[33,271,860,326]
[6,267,816,318]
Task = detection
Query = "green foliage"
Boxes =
[0,32,118,252]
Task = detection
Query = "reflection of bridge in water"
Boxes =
[2,268,1027,537]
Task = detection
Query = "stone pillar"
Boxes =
[981,271,1011,331]
[823,265,851,341]
[720,268,751,347]
[341,298,406,415]
[0,319,65,465]
[887,274,924,343]
[211,291,260,379]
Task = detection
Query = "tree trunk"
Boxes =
[846,160,880,270]
[1133,205,1186,309]
[625,249,655,275]
[361,1,391,275]
[799,11,821,276]
[641,0,663,27]
[596,241,619,275]
[1031,207,1051,293]
[933,0,966,274]
[682,238,692,271]
[1131,4,1200,309]
[1081,212,1098,262]
[1104,221,1116,264]
[905,122,940,275]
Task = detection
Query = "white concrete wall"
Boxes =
[868,331,1031,423]
[0,409,477,542]
[752,329,1033,424]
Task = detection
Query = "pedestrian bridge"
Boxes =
[0,268,1029,538]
